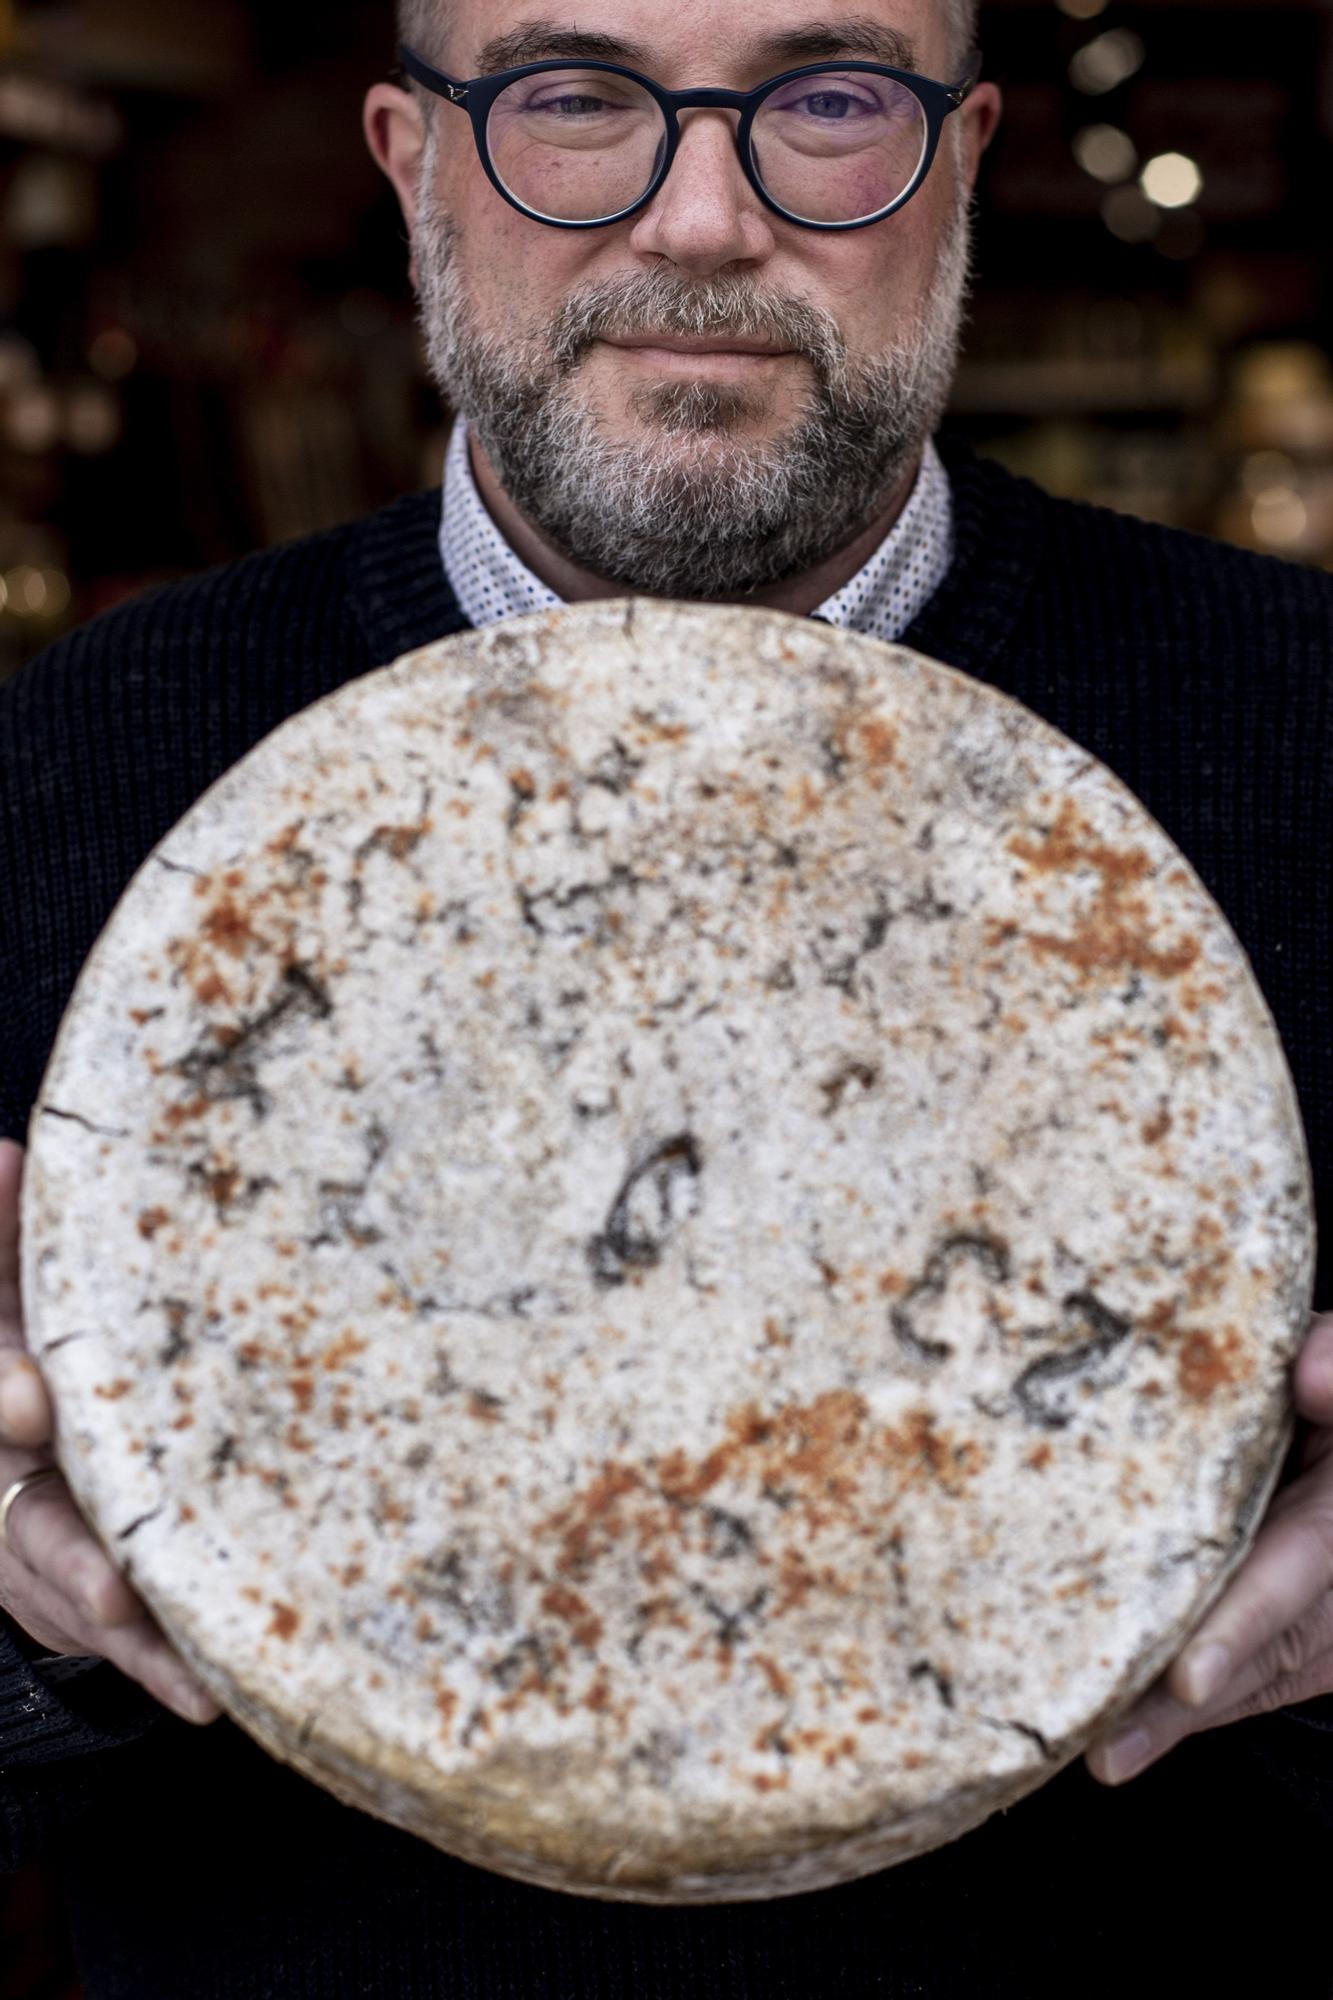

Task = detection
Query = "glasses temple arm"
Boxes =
[948,50,984,105]
[397,44,470,105]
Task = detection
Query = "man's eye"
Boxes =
[530,92,619,117]
[767,78,891,123]
[802,91,858,119]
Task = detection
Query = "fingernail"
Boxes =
[171,1680,219,1726]
[1101,1728,1153,1785]
[0,1359,43,1434]
[78,1577,107,1624]
[1179,1640,1230,1708]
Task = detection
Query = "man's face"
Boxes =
[370,2,1000,597]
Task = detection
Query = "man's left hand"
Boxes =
[1086,1310,1333,1787]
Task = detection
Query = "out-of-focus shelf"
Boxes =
[952,356,1221,418]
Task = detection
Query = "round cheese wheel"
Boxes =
[23,601,1313,1902]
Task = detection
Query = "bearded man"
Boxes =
[1,4,1331,1995]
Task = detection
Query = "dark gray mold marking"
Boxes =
[409,1543,516,1637]
[909,1658,956,1709]
[687,1581,770,1648]
[1012,1291,1132,1430]
[308,1119,390,1251]
[904,880,956,923]
[40,1331,91,1355]
[588,737,645,797]
[117,1505,166,1543]
[519,864,647,944]
[209,1433,238,1479]
[489,1633,558,1690]
[820,1061,880,1117]
[979,1714,1057,1761]
[157,1299,192,1367]
[135,1294,212,1368]
[353,784,434,866]
[892,1233,1012,1366]
[628,1728,688,1785]
[186,1162,277,1217]
[588,1134,703,1288]
[40,1107,131,1140]
[174,962,335,1122]
[701,1505,755,1561]
[1155,1536,1228,1576]
[811,894,895,994]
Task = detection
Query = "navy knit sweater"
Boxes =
[1,438,1331,1997]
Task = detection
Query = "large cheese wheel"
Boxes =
[23,601,1313,1902]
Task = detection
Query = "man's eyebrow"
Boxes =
[473,18,920,81]
[474,25,652,76]
[752,19,919,73]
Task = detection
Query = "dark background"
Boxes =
[0,0,1331,691]
[1,0,1330,1988]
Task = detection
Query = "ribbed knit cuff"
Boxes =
[0,1611,163,1772]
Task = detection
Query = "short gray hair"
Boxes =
[943,0,981,71]
[397,2,981,83]
[397,1,447,65]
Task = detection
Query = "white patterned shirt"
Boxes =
[439,415,953,639]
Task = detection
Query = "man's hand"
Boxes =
[1087,1310,1333,1785]
[0,1139,221,1726]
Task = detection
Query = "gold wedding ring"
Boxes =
[0,1466,64,1555]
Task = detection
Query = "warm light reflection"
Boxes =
[1073,124,1137,184]
[1241,451,1297,499]
[1101,185,1159,244]
[1251,489,1309,549]
[88,327,138,381]
[65,382,121,455]
[4,386,61,453]
[1069,30,1146,95]
[1057,0,1110,16]
[0,566,71,619]
[1141,152,1203,210]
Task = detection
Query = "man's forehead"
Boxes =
[447,2,941,79]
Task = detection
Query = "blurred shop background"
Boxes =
[0,0,1331,689]
[0,1,1330,1991]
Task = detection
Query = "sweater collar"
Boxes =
[345,483,472,668]
[345,430,1046,689]
[902,431,1047,690]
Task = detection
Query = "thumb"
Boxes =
[0,1140,51,1446]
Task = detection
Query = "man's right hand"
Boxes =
[0,1139,221,1726]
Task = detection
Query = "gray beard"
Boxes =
[412,166,973,601]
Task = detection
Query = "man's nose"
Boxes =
[628,109,778,273]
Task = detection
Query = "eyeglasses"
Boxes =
[397,45,983,233]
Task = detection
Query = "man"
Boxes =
[0,2,1330,1993]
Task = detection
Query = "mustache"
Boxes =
[547,270,849,383]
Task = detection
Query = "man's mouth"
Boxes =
[603,334,794,356]
[595,334,800,383]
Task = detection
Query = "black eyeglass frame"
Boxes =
[397,44,983,232]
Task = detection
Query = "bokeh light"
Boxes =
[1101,184,1160,244]
[1073,125,1138,184]
[1140,153,1204,210]
[88,327,139,381]
[1069,30,1146,95]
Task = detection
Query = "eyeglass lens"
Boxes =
[485,69,929,225]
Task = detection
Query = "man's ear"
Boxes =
[957,81,1003,193]
[364,83,429,238]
